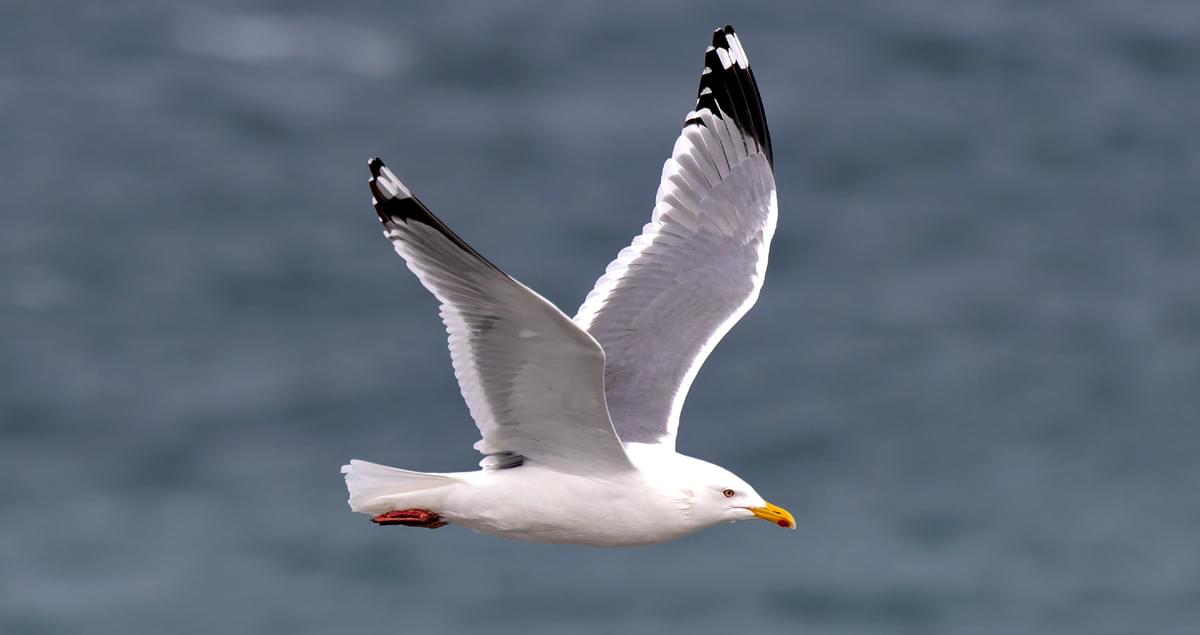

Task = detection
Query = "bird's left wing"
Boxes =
[368,159,633,474]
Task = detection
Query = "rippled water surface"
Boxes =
[4,1,1200,633]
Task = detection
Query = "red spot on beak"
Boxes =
[777,519,792,528]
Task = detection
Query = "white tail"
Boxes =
[341,459,457,515]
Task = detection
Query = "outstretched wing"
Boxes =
[368,159,633,473]
[574,26,777,448]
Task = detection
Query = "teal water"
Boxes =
[4,1,1200,633]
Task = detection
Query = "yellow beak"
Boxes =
[748,501,796,529]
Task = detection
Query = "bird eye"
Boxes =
[722,488,736,498]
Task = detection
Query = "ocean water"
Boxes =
[4,1,1200,633]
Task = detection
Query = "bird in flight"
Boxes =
[343,25,792,546]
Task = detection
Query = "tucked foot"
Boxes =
[371,509,448,529]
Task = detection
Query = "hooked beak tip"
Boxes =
[748,501,796,530]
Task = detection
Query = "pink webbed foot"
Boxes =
[371,508,448,529]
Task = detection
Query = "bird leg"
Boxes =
[371,509,448,529]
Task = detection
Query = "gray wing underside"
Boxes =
[368,159,633,474]
[574,26,778,448]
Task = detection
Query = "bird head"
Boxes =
[670,455,795,530]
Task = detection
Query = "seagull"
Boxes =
[342,25,792,546]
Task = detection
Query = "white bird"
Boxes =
[342,25,793,546]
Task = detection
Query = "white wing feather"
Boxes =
[574,27,777,448]
[369,159,633,473]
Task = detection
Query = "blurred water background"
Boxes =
[4,1,1200,633]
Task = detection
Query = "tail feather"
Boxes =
[341,459,456,515]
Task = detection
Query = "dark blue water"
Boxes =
[5,1,1200,633]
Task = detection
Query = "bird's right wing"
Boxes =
[574,26,777,449]
[368,159,633,474]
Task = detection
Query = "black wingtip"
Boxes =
[693,25,773,167]
[712,25,738,50]
[366,165,510,277]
